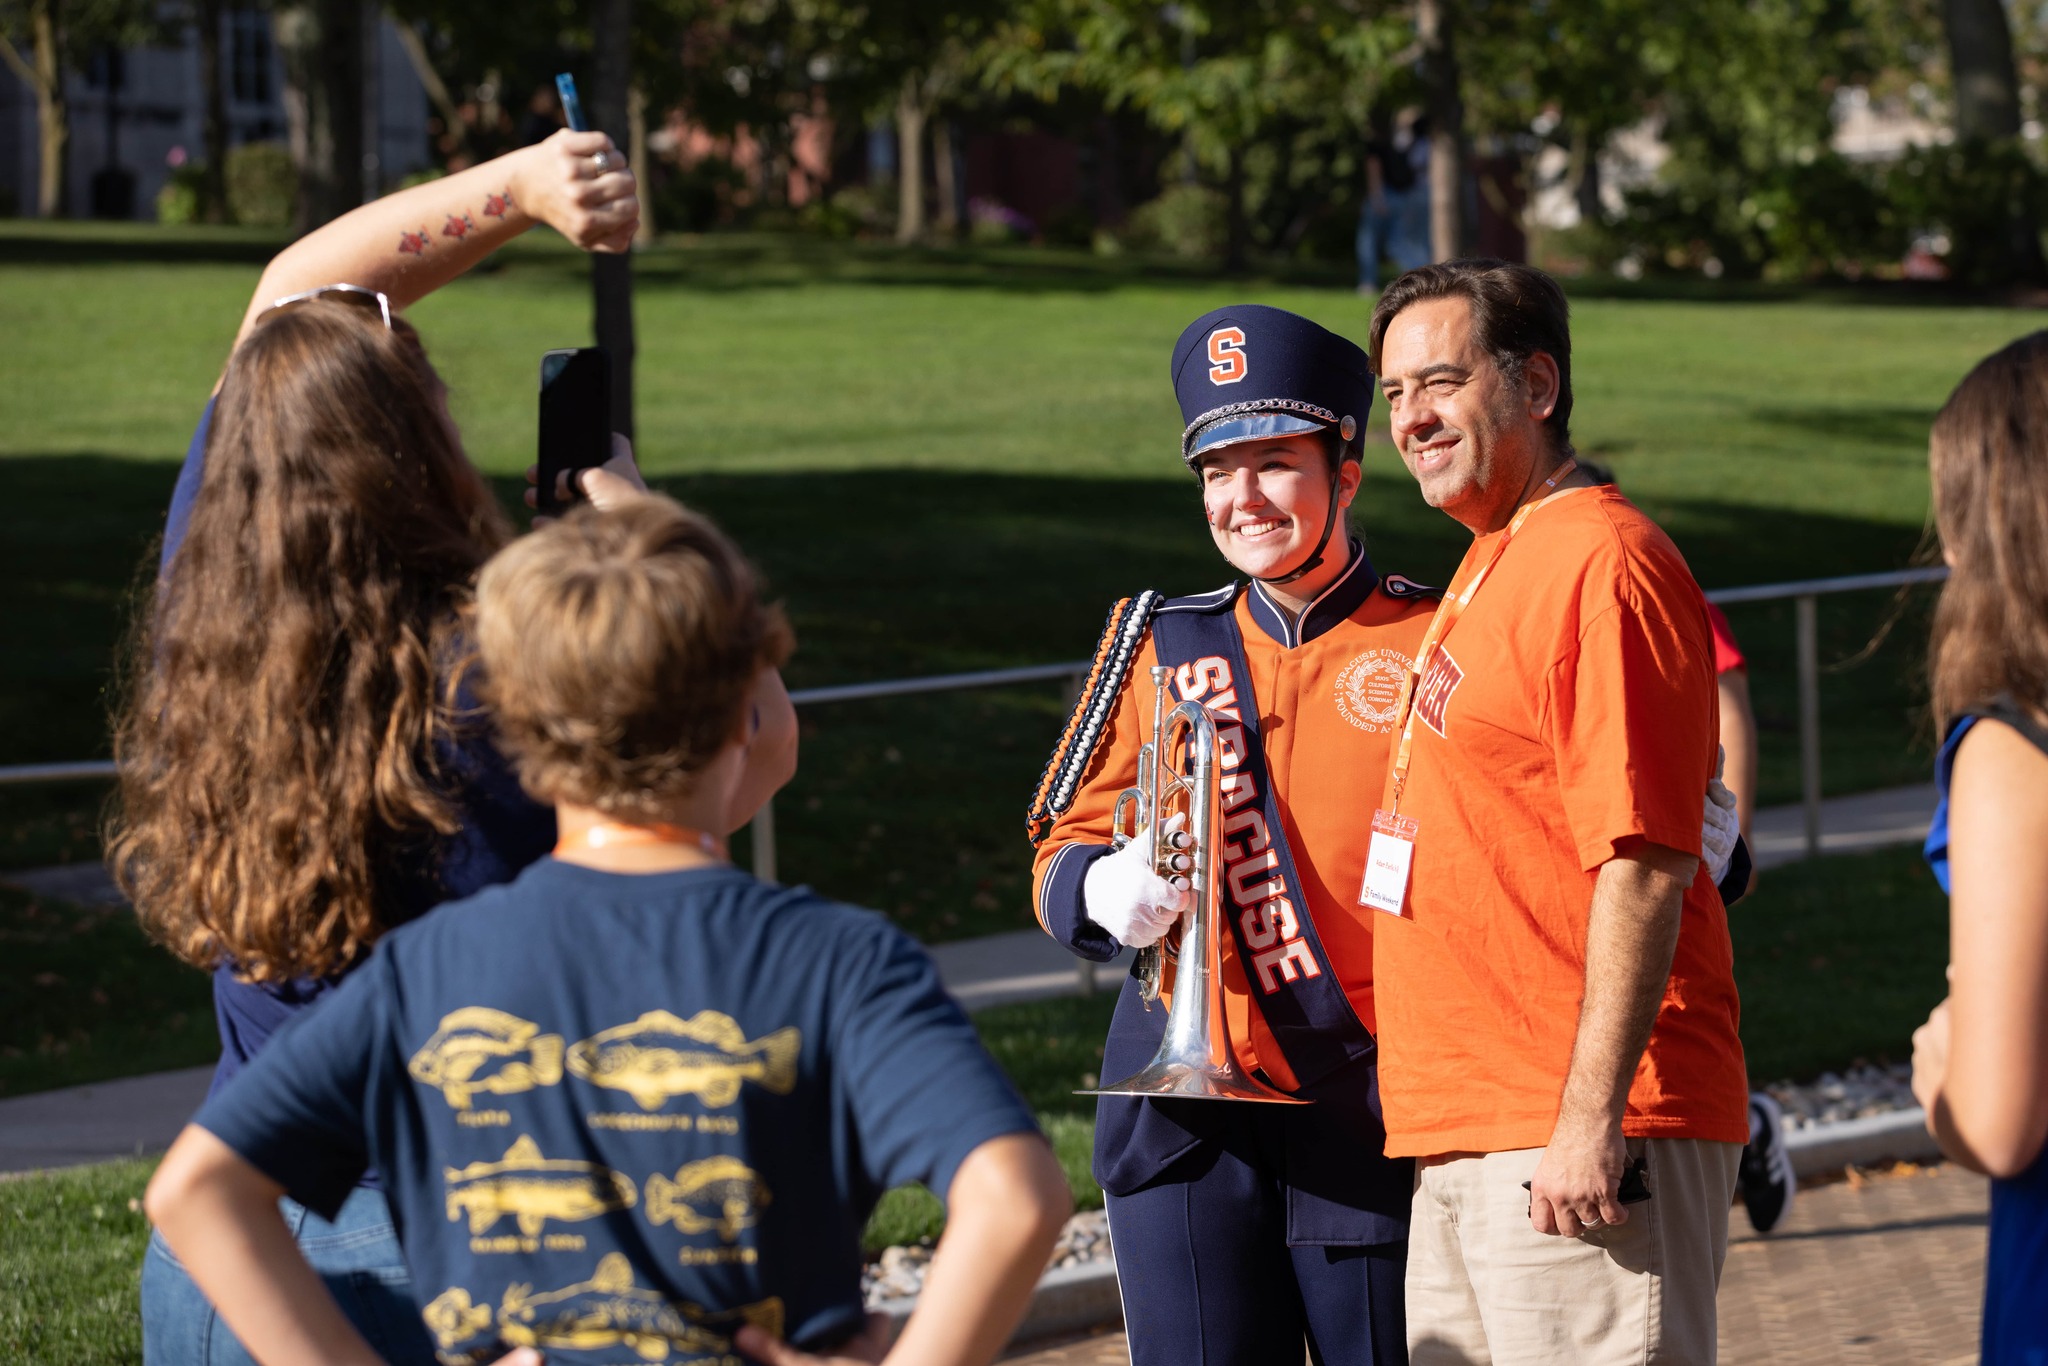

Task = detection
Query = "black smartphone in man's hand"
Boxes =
[536,347,611,514]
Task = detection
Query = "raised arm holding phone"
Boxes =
[226,125,637,356]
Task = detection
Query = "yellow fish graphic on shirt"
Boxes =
[443,1134,637,1236]
[567,1010,799,1109]
[496,1252,784,1361]
[645,1156,771,1242]
[408,1007,564,1110]
[420,1286,494,1351]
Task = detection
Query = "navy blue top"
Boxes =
[163,402,556,1107]
[195,859,1038,1363]
[1925,702,2048,1364]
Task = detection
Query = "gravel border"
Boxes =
[1762,1063,1917,1131]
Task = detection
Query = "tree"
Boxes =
[187,0,228,220]
[276,0,366,230]
[1940,0,2045,281]
[0,0,68,215]
[987,0,1409,268]
[803,0,1009,244]
[1,0,156,216]
[1561,0,1933,279]
[1416,0,1462,259]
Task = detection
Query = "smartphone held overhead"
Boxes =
[537,347,612,514]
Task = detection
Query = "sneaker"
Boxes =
[1739,1091,1797,1233]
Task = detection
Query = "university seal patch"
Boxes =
[1334,649,1409,733]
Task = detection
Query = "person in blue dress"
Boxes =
[105,127,689,1364]
[142,494,1070,1366]
[1910,330,2048,1365]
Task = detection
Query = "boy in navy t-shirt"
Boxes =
[145,495,1070,1366]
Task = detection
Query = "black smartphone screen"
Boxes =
[537,347,612,514]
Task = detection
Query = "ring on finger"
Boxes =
[591,150,612,173]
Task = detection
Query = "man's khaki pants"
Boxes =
[1405,1139,1741,1366]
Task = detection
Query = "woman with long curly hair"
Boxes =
[1912,331,2048,1364]
[106,129,670,1364]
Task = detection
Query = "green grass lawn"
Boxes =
[0,1158,156,1366]
[1729,843,1950,1085]
[0,224,2016,952]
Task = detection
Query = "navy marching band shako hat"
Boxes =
[1170,304,1375,468]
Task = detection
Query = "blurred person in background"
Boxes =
[1356,111,1430,295]
[109,131,778,1365]
[1911,331,2048,1365]
[1577,460,1794,1236]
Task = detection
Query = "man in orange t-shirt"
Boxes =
[1366,261,1748,1365]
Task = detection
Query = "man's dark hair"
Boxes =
[1367,259,1574,454]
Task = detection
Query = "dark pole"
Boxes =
[103,45,119,171]
[1418,0,1466,262]
[590,0,635,437]
[195,0,228,221]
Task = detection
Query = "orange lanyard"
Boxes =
[555,819,728,860]
[1387,458,1580,813]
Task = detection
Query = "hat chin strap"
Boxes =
[1251,470,1344,587]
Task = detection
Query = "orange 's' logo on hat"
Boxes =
[1207,327,1248,385]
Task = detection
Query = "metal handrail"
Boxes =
[1705,565,1947,606]
[0,563,1958,870]
[0,760,118,785]
[790,661,1086,707]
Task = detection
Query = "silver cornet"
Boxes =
[1081,666,1303,1104]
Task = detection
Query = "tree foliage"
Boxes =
[984,0,1412,264]
[244,0,2048,284]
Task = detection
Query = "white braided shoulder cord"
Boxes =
[1048,590,1162,817]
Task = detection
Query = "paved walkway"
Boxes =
[1750,783,1936,871]
[0,933,1128,1174]
[1002,1162,1988,1365]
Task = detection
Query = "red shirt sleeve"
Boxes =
[1706,602,1745,675]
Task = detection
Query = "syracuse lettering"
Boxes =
[1412,646,1464,739]
[1173,657,1321,994]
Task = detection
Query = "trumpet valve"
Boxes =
[1166,830,1194,851]
[1165,853,1193,874]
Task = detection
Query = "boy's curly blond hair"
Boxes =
[473,494,792,818]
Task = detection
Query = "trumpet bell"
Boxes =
[1079,1057,1307,1104]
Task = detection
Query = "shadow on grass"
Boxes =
[7,453,1941,927]
[1731,844,1948,1084]
[1549,271,2036,309]
[0,221,1347,295]
[1749,404,1944,449]
[13,221,2039,309]
[0,220,290,267]
[0,886,215,1099]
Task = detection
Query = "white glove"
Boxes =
[1702,765,1739,887]
[1084,813,1192,949]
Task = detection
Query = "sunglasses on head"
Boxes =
[263,283,394,330]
